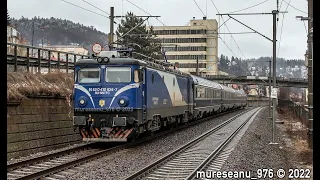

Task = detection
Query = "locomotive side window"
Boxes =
[173,78,175,86]
[152,73,155,83]
[134,69,139,83]
[106,67,131,83]
[134,69,144,83]
[78,68,100,83]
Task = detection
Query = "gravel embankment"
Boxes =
[64,108,249,180]
[220,107,302,179]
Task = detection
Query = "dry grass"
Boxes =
[278,107,313,165]
[7,72,74,101]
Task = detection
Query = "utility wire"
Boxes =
[276,0,284,35]
[277,0,292,57]
[200,36,237,72]
[303,21,308,34]
[113,17,150,44]
[126,0,166,26]
[60,0,110,19]
[80,0,153,41]
[82,0,110,15]
[282,0,308,14]
[226,0,270,14]
[210,0,246,59]
[193,0,206,17]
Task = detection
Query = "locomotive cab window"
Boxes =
[106,67,131,83]
[78,68,100,83]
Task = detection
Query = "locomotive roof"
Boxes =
[190,75,222,89]
[75,58,148,66]
[75,57,190,77]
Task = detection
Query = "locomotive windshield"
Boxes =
[78,68,100,83]
[106,67,131,83]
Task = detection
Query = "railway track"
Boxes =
[7,108,249,180]
[125,107,262,180]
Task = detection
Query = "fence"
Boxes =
[278,99,309,127]
[7,43,90,74]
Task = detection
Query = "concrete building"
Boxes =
[152,17,219,75]
[7,25,28,56]
[7,26,20,44]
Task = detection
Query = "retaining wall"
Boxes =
[7,97,81,160]
[247,97,270,107]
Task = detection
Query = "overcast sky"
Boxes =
[8,0,308,60]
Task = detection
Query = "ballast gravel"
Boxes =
[220,107,298,179]
[64,109,249,180]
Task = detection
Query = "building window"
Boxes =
[160,38,207,44]
[155,29,207,35]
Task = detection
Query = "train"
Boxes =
[73,48,247,142]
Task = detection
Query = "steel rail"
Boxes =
[9,108,249,180]
[7,143,94,171]
[185,107,262,179]
[124,108,256,180]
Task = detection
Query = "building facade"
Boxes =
[7,25,28,56]
[7,26,20,44]
[42,44,89,61]
[152,17,219,75]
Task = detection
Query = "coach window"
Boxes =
[173,78,175,86]
[106,67,131,83]
[78,68,100,83]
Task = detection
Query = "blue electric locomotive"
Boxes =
[73,49,194,141]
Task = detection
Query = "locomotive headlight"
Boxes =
[79,99,85,105]
[78,96,87,106]
[118,96,129,107]
[119,99,125,105]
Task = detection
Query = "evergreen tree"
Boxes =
[7,9,11,26]
[116,12,162,59]
[219,54,229,72]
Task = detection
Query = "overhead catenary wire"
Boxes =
[61,0,111,19]
[282,0,308,14]
[276,0,284,34]
[303,21,308,34]
[277,0,292,57]
[59,0,160,61]
[126,0,166,26]
[79,0,155,43]
[210,0,247,59]
[200,36,237,73]
[113,17,150,44]
[81,0,110,16]
[226,0,270,14]
[193,0,206,17]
